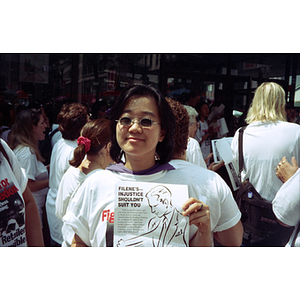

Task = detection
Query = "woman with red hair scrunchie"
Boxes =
[56,119,114,247]
[77,136,91,153]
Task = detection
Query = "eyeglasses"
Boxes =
[116,117,160,128]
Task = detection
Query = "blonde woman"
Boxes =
[8,109,49,226]
[231,82,300,246]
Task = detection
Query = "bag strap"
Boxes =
[238,127,246,178]
[0,139,12,168]
[49,127,59,140]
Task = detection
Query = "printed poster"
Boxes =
[0,178,27,247]
[114,181,189,247]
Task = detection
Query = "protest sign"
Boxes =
[114,181,189,247]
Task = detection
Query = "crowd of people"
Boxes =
[0,82,299,247]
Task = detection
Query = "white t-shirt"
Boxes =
[64,168,203,247]
[0,139,28,247]
[169,159,241,233]
[231,121,300,202]
[186,137,207,168]
[50,124,62,148]
[46,138,77,244]
[56,166,87,220]
[64,162,241,247]
[272,168,300,247]
[13,146,48,224]
[56,166,88,247]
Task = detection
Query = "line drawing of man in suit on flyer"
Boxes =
[116,185,189,247]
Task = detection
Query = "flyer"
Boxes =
[211,137,240,191]
[212,137,233,164]
[114,181,189,247]
[207,104,225,122]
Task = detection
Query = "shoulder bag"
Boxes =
[235,127,294,246]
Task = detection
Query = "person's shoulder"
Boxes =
[169,159,211,175]
[63,138,77,148]
[277,121,300,134]
[64,165,85,180]
[77,169,117,196]
[56,139,77,155]
[52,137,64,150]
[86,169,116,183]
[188,137,200,148]
[1,139,15,162]
[14,145,34,157]
[1,138,11,152]
[287,121,300,130]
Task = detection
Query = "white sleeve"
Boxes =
[187,145,207,169]
[213,174,241,232]
[63,183,92,246]
[56,173,70,220]
[272,169,300,227]
[14,147,37,181]
[1,140,28,193]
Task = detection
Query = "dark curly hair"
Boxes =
[165,98,189,158]
[57,103,88,141]
[109,84,176,164]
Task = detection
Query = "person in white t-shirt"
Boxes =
[231,82,300,246]
[182,104,206,168]
[56,119,114,246]
[0,138,44,246]
[232,82,300,203]
[273,156,300,246]
[194,101,214,162]
[8,109,49,227]
[167,98,243,246]
[183,104,224,171]
[46,103,89,246]
[64,84,212,247]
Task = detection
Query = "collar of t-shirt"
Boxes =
[106,162,175,175]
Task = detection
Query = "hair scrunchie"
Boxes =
[77,136,91,152]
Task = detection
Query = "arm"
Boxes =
[199,133,211,145]
[199,125,217,145]
[208,160,225,172]
[71,233,88,247]
[204,153,213,165]
[190,225,212,247]
[27,178,49,193]
[213,220,243,247]
[277,219,292,227]
[274,157,299,227]
[23,186,44,246]
[182,197,212,247]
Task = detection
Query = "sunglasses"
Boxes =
[116,117,160,128]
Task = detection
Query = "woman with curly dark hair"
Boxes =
[46,102,89,246]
